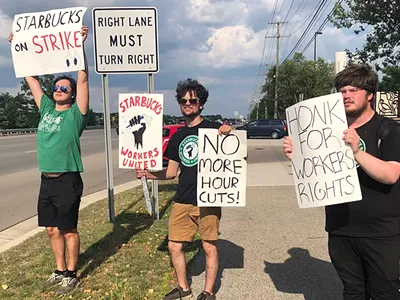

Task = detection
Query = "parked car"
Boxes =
[162,123,186,167]
[236,118,287,139]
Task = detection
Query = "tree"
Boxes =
[20,74,56,98]
[379,66,400,92]
[0,92,32,129]
[19,74,57,128]
[330,0,399,69]
[87,109,99,126]
[261,53,334,118]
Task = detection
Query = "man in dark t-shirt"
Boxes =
[283,64,400,299]
[136,78,231,300]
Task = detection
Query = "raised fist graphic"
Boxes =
[127,115,146,149]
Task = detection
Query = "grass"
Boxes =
[0,180,202,299]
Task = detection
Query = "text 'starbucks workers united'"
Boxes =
[179,135,199,167]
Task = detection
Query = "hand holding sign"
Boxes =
[283,136,293,161]
[343,128,361,155]
[81,25,88,42]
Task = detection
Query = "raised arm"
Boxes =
[8,33,43,108]
[25,76,44,109]
[76,25,89,115]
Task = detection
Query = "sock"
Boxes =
[65,270,77,278]
[55,269,66,275]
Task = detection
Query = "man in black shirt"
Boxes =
[283,64,400,299]
[136,78,231,300]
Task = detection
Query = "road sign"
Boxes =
[92,7,159,74]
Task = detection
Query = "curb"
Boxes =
[0,180,142,254]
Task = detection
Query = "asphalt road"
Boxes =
[0,130,287,231]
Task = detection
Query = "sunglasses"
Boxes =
[52,85,69,93]
[178,98,199,105]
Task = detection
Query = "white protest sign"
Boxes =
[197,129,247,207]
[11,7,87,78]
[119,93,163,171]
[92,7,159,74]
[286,93,362,208]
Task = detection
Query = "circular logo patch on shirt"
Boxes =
[356,138,366,168]
[179,135,199,167]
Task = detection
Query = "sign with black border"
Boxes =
[92,7,159,74]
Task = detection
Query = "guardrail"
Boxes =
[0,125,107,136]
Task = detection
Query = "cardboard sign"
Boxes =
[197,129,247,207]
[11,7,87,77]
[285,93,362,208]
[118,93,163,171]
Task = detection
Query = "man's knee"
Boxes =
[46,226,59,237]
[168,240,184,254]
[202,240,217,255]
[61,228,78,239]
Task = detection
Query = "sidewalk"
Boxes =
[188,161,343,299]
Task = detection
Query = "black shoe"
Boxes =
[162,286,193,299]
[196,291,216,300]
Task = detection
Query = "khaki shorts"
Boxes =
[168,202,221,242]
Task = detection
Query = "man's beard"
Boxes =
[345,102,369,118]
[181,109,201,118]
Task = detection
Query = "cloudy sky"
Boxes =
[0,0,367,118]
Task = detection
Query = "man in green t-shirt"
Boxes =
[8,26,90,296]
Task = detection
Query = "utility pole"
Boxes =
[267,22,289,118]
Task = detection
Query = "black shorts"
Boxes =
[37,172,83,230]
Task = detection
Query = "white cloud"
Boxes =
[69,0,120,8]
[189,0,248,25]
[197,25,267,68]
[197,76,223,85]
[0,10,13,39]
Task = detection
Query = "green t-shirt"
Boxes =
[37,94,88,172]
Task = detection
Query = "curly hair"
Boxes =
[334,64,378,94]
[175,78,209,105]
[54,74,77,103]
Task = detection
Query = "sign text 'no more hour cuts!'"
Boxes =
[92,7,159,74]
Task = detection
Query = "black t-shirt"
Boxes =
[165,119,222,205]
[325,113,400,237]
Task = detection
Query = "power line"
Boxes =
[281,0,309,60]
[250,0,280,114]
[282,0,329,62]
[300,0,344,55]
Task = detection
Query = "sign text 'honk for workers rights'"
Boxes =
[285,93,362,208]
[11,7,87,78]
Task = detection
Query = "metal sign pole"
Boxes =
[101,74,115,222]
[147,73,159,220]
